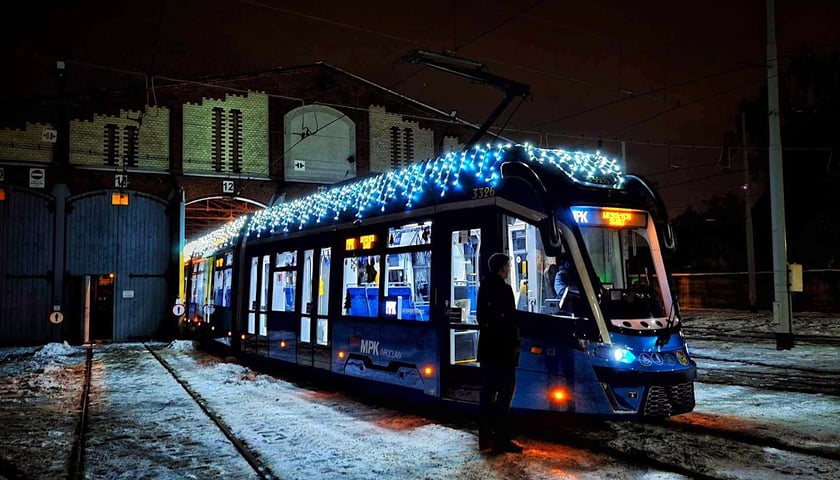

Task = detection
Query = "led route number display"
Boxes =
[346,234,377,251]
[570,206,648,228]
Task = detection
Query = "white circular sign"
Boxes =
[172,303,186,316]
[49,312,64,324]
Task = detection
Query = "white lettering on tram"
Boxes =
[381,348,403,360]
[360,339,380,355]
[573,209,589,224]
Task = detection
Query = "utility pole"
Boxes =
[741,113,757,311]
[766,0,794,349]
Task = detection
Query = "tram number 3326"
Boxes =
[472,186,495,199]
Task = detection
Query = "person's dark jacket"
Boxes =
[476,273,521,366]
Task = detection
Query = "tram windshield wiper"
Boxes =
[656,299,679,347]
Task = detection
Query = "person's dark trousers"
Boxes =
[479,361,516,449]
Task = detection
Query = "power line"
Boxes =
[525,41,840,133]
[643,160,722,178]
[657,168,745,190]
[527,63,761,130]
[238,0,424,47]
[452,0,545,52]
[590,75,772,143]
[384,1,545,94]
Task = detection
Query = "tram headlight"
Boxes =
[612,348,636,364]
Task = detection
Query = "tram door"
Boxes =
[297,247,333,370]
[87,274,114,342]
[442,226,484,402]
[298,249,316,367]
[246,255,270,353]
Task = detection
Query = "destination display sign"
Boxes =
[570,206,648,228]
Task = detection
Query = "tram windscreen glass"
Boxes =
[574,218,667,320]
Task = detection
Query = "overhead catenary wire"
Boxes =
[4,56,826,202]
[5,6,837,220]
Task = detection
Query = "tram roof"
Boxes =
[184,143,623,258]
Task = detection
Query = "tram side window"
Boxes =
[272,250,297,312]
[190,261,204,300]
[383,251,431,321]
[501,215,581,316]
[388,221,431,247]
[213,256,233,308]
[343,255,380,318]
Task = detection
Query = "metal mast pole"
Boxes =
[741,113,757,311]
[766,0,794,349]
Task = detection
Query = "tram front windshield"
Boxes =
[503,212,669,323]
[575,221,668,321]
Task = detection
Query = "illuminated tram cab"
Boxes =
[184,144,696,419]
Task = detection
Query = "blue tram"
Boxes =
[185,143,696,418]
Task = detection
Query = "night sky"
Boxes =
[2,0,838,214]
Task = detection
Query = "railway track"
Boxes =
[145,345,278,480]
[521,412,840,480]
[65,344,278,480]
[67,346,92,480]
[3,340,831,479]
[685,328,840,346]
[693,357,840,396]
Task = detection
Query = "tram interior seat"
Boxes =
[453,283,478,318]
[346,284,428,320]
[388,285,428,321]
[347,285,378,316]
[542,287,569,315]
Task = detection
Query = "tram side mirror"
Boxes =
[663,223,676,251]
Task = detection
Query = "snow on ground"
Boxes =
[0,309,838,479]
[0,343,87,479]
[157,344,682,480]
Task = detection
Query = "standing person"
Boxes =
[554,254,580,313]
[476,253,523,454]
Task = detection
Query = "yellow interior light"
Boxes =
[530,346,543,355]
[423,366,434,376]
[111,192,129,206]
[338,351,346,359]
[241,334,246,340]
[0,188,6,201]
[279,340,287,348]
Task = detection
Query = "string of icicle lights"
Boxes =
[248,143,623,238]
[183,143,624,256]
[184,215,247,258]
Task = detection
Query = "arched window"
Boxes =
[284,105,356,183]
